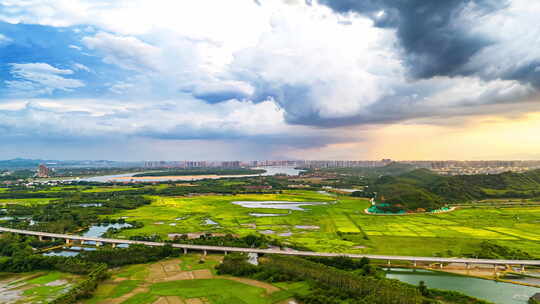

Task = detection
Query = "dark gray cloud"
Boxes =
[319,0,509,79]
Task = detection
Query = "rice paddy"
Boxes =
[0,271,82,303]
[106,190,540,256]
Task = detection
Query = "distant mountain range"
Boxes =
[0,158,142,169]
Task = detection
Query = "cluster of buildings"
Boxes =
[420,160,540,175]
[143,159,540,175]
[37,164,50,178]
[143,161,243,168]
[143,159,394,169]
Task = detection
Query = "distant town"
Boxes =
[2,158,540,180]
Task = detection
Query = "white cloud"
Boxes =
[460,0,540,82]
[0,96,325,142]
[72,63,90,72]
[0,0,539,158]
[5,63,85,96]
[0,33,12,46]
[82,32,162,71]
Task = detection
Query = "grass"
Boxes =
[85,254,305,304]
[109,280,142,298]
[0,198,57,206]
[104,190,540,256]
[26,271,63,284]
[151,279,268,303]
[120,292,159,304]
[179,255,220,273]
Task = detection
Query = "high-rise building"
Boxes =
[37,164,50,178]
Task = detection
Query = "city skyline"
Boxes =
[1,0,539,160]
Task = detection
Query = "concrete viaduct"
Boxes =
[2,226,539,271]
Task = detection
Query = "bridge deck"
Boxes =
[2,227,539,266]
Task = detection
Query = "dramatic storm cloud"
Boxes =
[0,0,539,160]
[319,0,508,78]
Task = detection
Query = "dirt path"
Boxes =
[153,296,185,304]
[95,256,282,304]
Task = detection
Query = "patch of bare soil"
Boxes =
[218,276,280,293]
[192,269,213,279]
[165,296,185,304]
[185,298,205,304]
[161,272,194,282]
[153,297,169,304]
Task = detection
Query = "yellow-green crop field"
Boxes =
[105,190,540,256]
[0,198,57,206]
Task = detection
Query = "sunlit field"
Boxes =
[83,254,309,304]
[106,190,540,256]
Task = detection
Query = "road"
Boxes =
[2,226,539,267]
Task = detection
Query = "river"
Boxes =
[386,268,539,304]
[76,166,304,182]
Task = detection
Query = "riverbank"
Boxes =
[385,267,540,304]
[379,263,540,288]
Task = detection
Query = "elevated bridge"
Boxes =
[2,227,539,270]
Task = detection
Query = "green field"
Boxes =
[84,254,309,304]
[103,190,540,256]
[0,271,82,303]
[0,198,57,206]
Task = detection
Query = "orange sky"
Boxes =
[292,112,540,160]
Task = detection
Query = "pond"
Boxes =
[43,223,131,256]
[233,201,327,211]
[249,213,286,217]
[82,223,131,238]
[385,268,539,304]
[203,218,219,226]
[77,203,103,207]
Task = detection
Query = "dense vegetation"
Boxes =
[365,168,540,211]
[0,234,183,303]
[468,241,535,259]
[216,254,491,304]
[133,168,266,177]
[2,194,151,233]
[168,233,286,249]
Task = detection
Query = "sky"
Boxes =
[0,0,539,161]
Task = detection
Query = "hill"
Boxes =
[370,169,540,211]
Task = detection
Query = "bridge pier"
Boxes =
[38,235,44,241]
[2,227,540,271]
[111,243,116,248]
